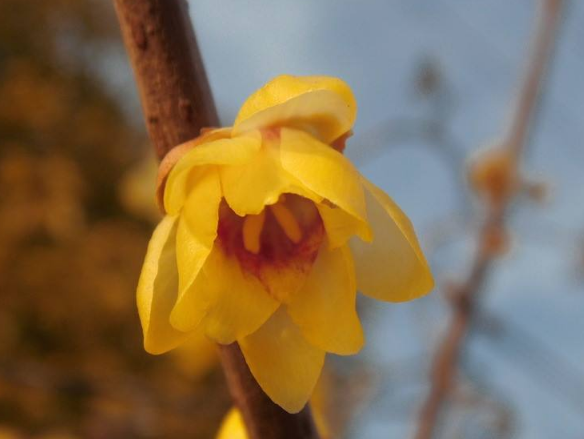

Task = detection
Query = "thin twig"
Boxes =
[112,1,319,437]
[413,1,564,438]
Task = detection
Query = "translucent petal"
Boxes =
[220,136,320,216]
[175,168,223,298]
[164,131,261,214]
[288,244,364,355]
[136,215,189,354]
[234,75,356,144]
[350,178,434,302]
[239,308,325,413]
[280,128,367,224]
[316,202,371,249]
[171,244,279,344]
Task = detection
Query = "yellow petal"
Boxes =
[280,128,368,224]
[316,202,371,249]
[216,408,248,439]
[164,131,261,215]
[288,243,364,355]
[220,134,320,216]
[137,215,189,354]
[350,178,434,302]
[176,168,222,298]
[239,308,325,413]
[234,75,356,144]
[171,244,279,344]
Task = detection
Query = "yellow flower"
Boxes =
[215,408,248,439]
[467,144,520,208]
[215,406,328,439]
[137,75,434,413]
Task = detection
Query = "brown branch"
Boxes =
[113,1,319,438]
[413,1,564,438]
[113,0,217,160]
[508,0,564,159]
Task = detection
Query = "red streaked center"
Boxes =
[217,194,324,301]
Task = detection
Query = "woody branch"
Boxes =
[112,1,320,438]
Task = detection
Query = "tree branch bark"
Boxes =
[412,1,564,438]
[113,1,320,438]
[114,0,217,159]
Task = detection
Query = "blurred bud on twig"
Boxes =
[468,143,551,211]
[467,144,521,209]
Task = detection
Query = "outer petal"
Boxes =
[240,308,325,413]
[171,244,280,344]
[316,202,371,249]
[220,135,321,216]
[280,128,368,224]
[137,215,189,354]
[164,131,261,214]
[176,168,222,298]
[288,243,364,355]
[234,75,356,144]
[350,178,434,302]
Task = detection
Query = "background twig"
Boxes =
[412,1,564,438]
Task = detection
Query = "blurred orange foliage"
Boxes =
[0,1,231,437]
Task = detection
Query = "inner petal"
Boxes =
[243,210,266,255]
[219,128,322,217]
[218,194,324,303]
[269,201,302,244]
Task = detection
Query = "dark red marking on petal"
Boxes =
[216,194,324,300]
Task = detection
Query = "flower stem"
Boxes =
[113,1,320,437]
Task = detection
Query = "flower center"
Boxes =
[242,197,303,255]
[217,194,324,302]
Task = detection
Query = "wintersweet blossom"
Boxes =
[137,75,434,413]
[215,406,327,439]
[216,408,248,439]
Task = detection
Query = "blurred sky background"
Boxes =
[185,2,584,436]
[1,0,584,438]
